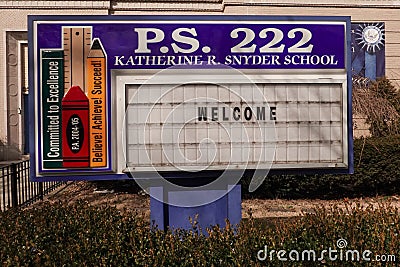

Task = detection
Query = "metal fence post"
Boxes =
[10,163,18,208]
[39,182,44,201]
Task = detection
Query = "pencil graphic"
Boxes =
[87,38,107,167]
[63,27,92,94]
[41,50,64,169]
[61,85,90,168]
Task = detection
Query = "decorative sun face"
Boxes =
[355,23,385,54]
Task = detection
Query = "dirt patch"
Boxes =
[46,181,150,218]
[44,181,400,220]
[242,196,400,218]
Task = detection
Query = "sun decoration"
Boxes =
[355,23,385,54]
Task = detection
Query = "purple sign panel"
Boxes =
[29,15,351,181]
[34,17,347,70]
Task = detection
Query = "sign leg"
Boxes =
[149,185,242,234]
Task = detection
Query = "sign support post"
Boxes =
[150,184,241,232]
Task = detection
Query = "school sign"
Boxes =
[29,15,353,181]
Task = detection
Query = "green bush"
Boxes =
[242,135,400,199]
[0,202,398,266]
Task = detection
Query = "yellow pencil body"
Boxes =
[86,39,107,167]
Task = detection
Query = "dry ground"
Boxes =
[44,181,400,220]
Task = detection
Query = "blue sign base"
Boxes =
[150,185,241,234]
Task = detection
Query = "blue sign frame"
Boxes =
[29,15,353,182]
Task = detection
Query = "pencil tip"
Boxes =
[91,39,102,50]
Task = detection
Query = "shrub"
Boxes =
[353,77,400,137]
[0,201,398,266]
[242,135,400,199]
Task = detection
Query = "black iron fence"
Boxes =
[0,159,65,211]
